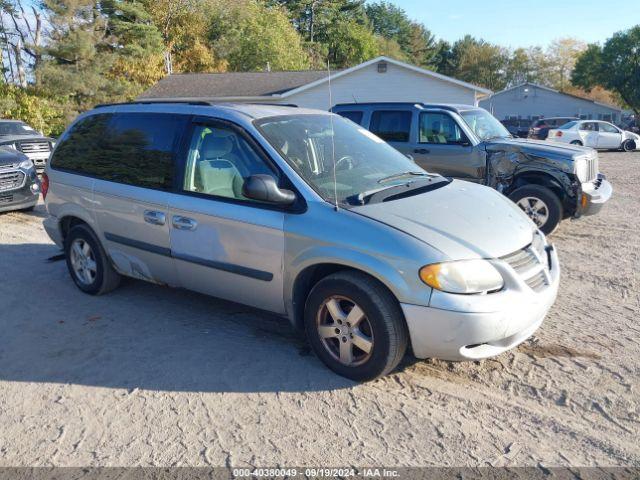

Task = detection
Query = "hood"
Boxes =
[0,146,27,166]
[0,134,54,145]
[352,180,535,260]
[484,136,589,159]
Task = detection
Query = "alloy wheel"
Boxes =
[316,295,374,367]
[69,238,97,286]
[517,196,550,228]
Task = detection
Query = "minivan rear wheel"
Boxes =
[64,224,121,295]
[304,271,408,381]
[509,185,562,235]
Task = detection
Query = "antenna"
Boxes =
[327,60,338,211]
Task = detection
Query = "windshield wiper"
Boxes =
[377,171,429,184]
[347,176,450,206]
[346,185,399,205]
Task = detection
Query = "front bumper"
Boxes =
[579,174,612,216]
[24,152,49,172]
[402,244,560,361]
[0,182,39,213]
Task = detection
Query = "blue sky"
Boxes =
[387,0,639,48]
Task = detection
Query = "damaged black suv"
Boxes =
[333,103,612,234]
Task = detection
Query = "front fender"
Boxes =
[284,244,433,327]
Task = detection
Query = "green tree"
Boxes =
[37,0,165,123]
[449,36,509,91]
[505,47,549,86]
[210,1,310,71]
[546,37,586,91]
[324,18,378,68]
[365,2,436,67]
[572,26,640,115]
[141,0,221,73]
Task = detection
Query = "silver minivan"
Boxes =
[43,103,560,380]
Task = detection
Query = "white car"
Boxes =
[547,120,639,152]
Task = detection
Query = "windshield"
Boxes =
[256,114,432,205]
[0,121,37,136]
[460,109,511,140]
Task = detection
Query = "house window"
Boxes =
[377,62,387,73]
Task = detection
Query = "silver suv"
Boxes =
[43,103,560,380]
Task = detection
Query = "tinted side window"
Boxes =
[50,112,186,190]
[337,111,363,125]
[105,113,186,190]
[370,110,412,142]
[50,114,114,175]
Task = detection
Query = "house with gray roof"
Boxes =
[138,56,492,110]
[480,82,623,124]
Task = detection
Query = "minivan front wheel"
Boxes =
[64,224,121,295]
[509,185,562,235]
[305,271,408,381]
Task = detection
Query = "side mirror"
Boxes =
[243,174,296,205]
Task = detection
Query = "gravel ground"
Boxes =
[0,151,638,468]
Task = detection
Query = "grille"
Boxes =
[0,194,13,204]
[500,248,539,275]
[583,154,599,183]
[0,170,25,192]
[525,270,548,292]
[18,141,51,155]
[501,241,550,292]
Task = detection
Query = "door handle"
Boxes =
[143,210,166,226]
[172,216,198,231]
[414,148,430,154]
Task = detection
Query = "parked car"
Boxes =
[528,117,578,140]
[547,120,639,151]
[333,103,612,234]
[43,102,560,381]
[0,146,40,213]
[501,118,531,138]
[0,119,56,172]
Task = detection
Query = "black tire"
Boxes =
[64,224,121,295]
[304,271,408,381]
[509,185,563,235]
[622,139,636,152]
[570,140,583,146]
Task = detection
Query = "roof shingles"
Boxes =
[139,71,331,99]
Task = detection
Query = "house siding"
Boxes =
[480,84,622,123]
[282,62,479,110]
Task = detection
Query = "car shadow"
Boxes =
[0,241,354,393]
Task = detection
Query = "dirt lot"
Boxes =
[0,151,638,468]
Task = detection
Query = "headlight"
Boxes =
[574,157,588,182]
[19,158,34,170]
[419,259,504,294]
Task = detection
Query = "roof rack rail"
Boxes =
[94,100,215,108]
[94,100,299,109]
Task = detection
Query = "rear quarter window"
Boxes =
[369,110,412,142]
[50,112,187,191]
